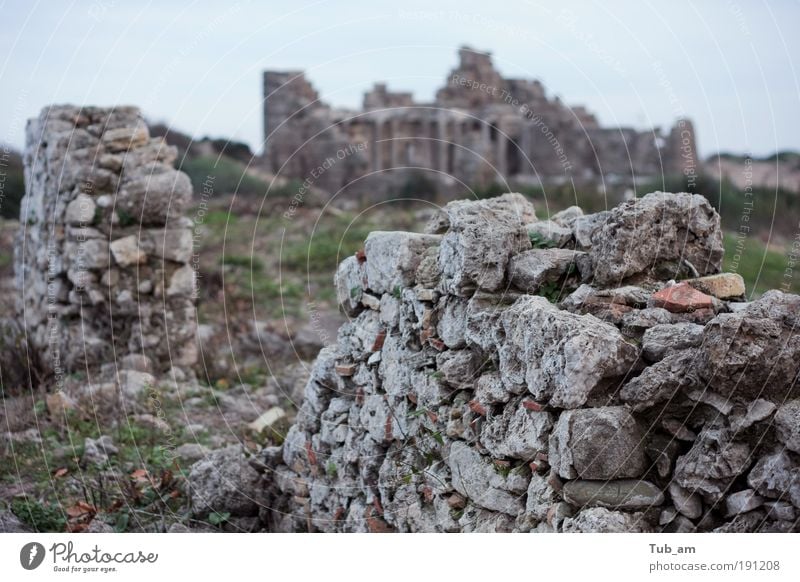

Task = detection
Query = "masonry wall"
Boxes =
[15,105,198,377]
[256,192,800,533]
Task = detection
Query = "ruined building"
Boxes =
[263,47,697,196]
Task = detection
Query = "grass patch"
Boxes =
[723,233,792,297]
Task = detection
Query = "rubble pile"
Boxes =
[16,105,197,375]
[254,191,800,533]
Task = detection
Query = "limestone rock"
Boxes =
[334,255,366,316]
[589,192,723,286]
[550,407,647,480]
[364,231,440,294]
[674,428,752,501]
[747,450,800,506]
[668,482,702,519]
[110,235,146,267]
[498,296,638,408]
[551,205,584,226]
[725,489,763,517]
[447,442,524,515]
[642,322,704,362]
[117,163,192,225]
[480,404,553,460]
[435,195,532,295]
[436,296,468,349]
[188,446,263,517]
[526,220,572,248]
[82,435,118,466]
[65,193,96,225]
[730,399,776,432]
[619,351,699,411]
[573,211,610,250]
[101,121,149,151]
[700,291,800,400]
[508,248,587,293]
[562,479,664,510]
[562,507,652,533]
[774,400,800,453]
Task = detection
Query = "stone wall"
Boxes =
[253,191,800,533]
[15,105,197,376]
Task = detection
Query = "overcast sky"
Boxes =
[1,0,798,158]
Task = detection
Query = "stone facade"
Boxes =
[242,191,800,533]
[263,47,697,195]
[15,105,197,376]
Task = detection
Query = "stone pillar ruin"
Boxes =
[15,105,198,378]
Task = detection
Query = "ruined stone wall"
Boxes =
[256,191,800,533]
[15,105,197,376]
[262,46,696,194]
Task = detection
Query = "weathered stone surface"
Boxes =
[436,296,467,348]
[725,489,763,517]
[551,206,584,226]
[364,231,440,294]
[188,446,263,517]
[117,163,192,225]
[730,399,776,432]
[508,248,587,293]
[473,371,518,405]
[480,404,553,460]
[747,451,800,506]
[642,322,704,362]
[573,211,610,250]
[687,273,746,299]
[651,282,715,313]
[435,195,532,295]
[589,192,723,286]
[550,407,647,480]
[562,507,652,532]
[620,351,698,411]
[447,442,524,515]
[674,428,752,501]
[82,435,118,466]
[526,220,572,247]
[774,400,800,454]
[668,482,702,519]
[65,193,96,225]
[147,227,193,263]
[109,235,146,267]
[700,291,800,400]
[562,479,664,510]
[498,296,638,408]
[0,511,32,533]
[167,265,196,297]
[101,121,149,151]
[334,255,366,316]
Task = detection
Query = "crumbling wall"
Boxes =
[15,105,197,376]
[256,191,800,533]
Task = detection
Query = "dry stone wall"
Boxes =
[15,105,197,376]
[256,191,800,533]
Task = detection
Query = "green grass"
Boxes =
[281,221,373,272]
[180,156,269,197]
[723,233,793,298]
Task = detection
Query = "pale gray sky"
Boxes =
[1,0,798,158]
